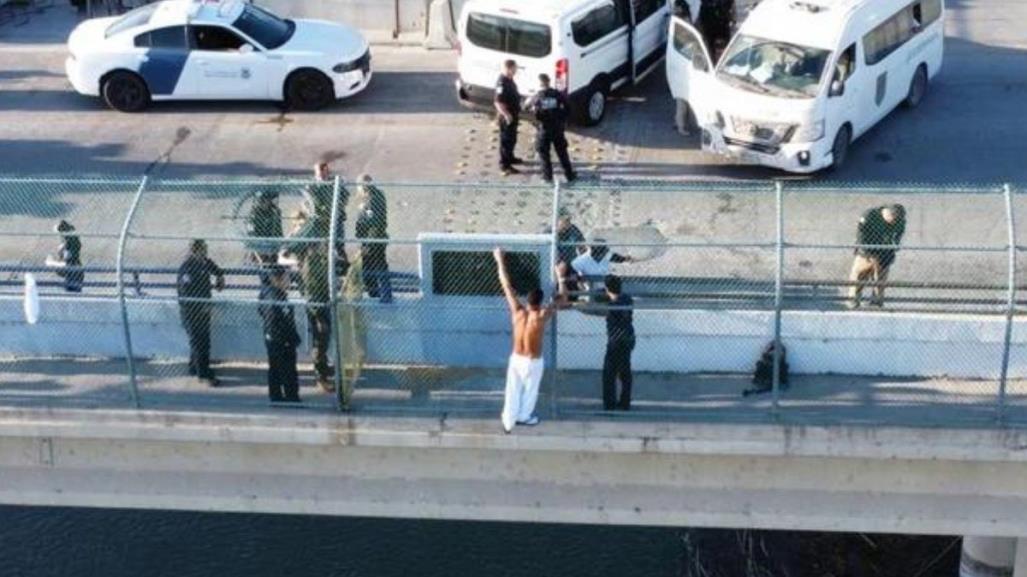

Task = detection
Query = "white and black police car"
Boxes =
[66,0,372,112]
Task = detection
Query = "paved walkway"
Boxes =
[2,357,1024,428]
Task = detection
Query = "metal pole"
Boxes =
[547,180,562,419]
[998,183,1017,425]
[328,175,346,411]
[117,175,148,408]
[771,181,784,417]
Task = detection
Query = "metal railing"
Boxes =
[1,176,1025,428]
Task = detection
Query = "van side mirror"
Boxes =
[829,79,845,97]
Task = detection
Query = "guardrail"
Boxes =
[1,176,1025,428]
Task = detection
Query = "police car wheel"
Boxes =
[904,65,928,109]
[830,125,851,171]
[285,70,335,111]
[102,71,150,113]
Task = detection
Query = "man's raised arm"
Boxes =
[493,248,521,313]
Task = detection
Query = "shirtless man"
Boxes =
[493,248,568,433]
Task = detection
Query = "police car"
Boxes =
[65,0,372,112]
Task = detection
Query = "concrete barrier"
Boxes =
[2,296,1024,379]
[257,0,433,38]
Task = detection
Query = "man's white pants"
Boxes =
[502,354,544,430]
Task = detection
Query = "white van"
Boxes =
[456,0,701,126]
[667,0,944,172]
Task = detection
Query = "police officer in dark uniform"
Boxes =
[494,59,524,176]
[258,265,302,403]
[246,189,283,265]
[176,239,225,386]
[530,74,577,184]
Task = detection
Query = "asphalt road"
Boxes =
[1,1,1026,298]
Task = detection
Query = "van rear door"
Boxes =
[665,16,714,124]
[459,10,553,99]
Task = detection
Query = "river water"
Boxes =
[0,506,686,577]
[0,506,959,576]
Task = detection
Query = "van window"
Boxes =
[466,12,552,58]
[863,0,938,66]
[718,35,831,99]
[834,43,856,82]
[919,0,943,26]
[572,3,625,47]
[672,22,708,71]
[632,0,662,23]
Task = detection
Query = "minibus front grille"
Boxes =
[724,137,780,155]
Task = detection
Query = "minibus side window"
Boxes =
[836,44,856,82]
[632,0,662,23]
[572,3,625,47]
[863,4,917,66]
[920,0,943,26]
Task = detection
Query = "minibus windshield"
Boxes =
[717,35,831,99]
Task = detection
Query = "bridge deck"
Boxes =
[2,357,1025,428]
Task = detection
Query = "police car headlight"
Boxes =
[792,119,825,143]
[332,61,359,74]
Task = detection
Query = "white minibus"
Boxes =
[667,0,944,172]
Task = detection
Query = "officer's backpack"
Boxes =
[743,341,789,397]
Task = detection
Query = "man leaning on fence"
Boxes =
[177,239,225,387]
[848,204,906,309]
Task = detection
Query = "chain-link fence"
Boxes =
[2,176,1025,427]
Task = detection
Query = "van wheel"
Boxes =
[830,125,851,171]
[102,71,150,113]
[904,65,928,109]
[285,69,335,111]
[576,81,608,126]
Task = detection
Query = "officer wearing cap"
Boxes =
[529,73,576,184]
[246,189,283,265]
[259,264,302,403]
[494,59,524,176]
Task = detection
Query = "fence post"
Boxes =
[547,180,562,419]
[116,175,148,409]
[998,183,1017,425]
[771,181,784,417]
[328,175,346,412]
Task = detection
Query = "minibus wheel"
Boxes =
[830,125,851,171]
[576,80,609,126]
[904,65,928,109]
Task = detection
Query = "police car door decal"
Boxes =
[139,48,191,96]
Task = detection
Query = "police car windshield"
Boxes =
[105,3,159,38]
[717,35,831,99]
[232,4,294,50]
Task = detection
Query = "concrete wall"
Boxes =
[2,297,1024,379]
[257,0,433,36]
[3,408,1027,534]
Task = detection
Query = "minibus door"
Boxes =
[666,16,715,131]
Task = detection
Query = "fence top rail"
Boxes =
[0,176,1016,193]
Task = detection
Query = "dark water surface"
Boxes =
[0,506,685,577]
[0,506,960,577]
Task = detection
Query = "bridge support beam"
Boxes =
[961,536,1027,577]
